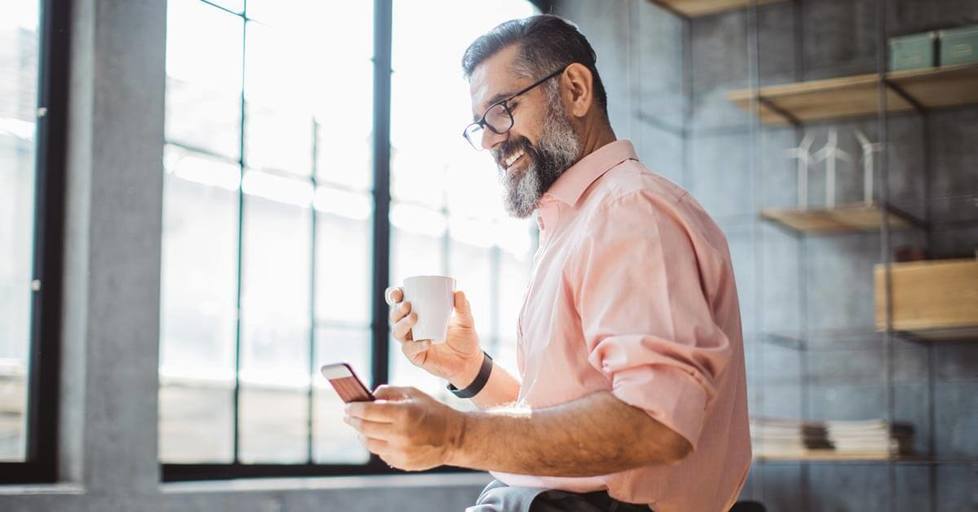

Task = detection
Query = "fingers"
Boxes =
[392,311,417,341]
[345,400,401,422]
[453,290,475,329]
[344,416,395,439]
[388,300,412,325]
[374,385,423,401]
[354,433,389,454]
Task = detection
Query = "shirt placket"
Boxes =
[518,202,560,362]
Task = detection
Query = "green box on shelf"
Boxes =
[940,25,978,67]
[889,32,937,71]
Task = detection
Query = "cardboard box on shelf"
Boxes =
[940,25,978,67]
[890,31,938,71]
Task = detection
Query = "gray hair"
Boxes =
[461,14,608,114]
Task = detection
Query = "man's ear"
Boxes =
[560,63,595,119]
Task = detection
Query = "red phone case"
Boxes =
[321,363,375,403]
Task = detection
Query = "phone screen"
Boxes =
[321,363,375,403]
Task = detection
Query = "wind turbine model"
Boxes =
[855,130,884,206]
[786,133,816,209]
[813,128,853,209]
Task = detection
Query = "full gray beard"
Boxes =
[500,102,581,219]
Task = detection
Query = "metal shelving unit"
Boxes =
[737,1,977,510]
[645,0,976,507]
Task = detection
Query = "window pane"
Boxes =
[390,0,536,209]
[314,326,370,464]
[389,147,447,208]
[0,0,40,462]
[448,236,493,339]
[389,0,537,412]
[165,0,242,159]
[159,380,234,463]
[246,0,374,190]
[315,61,374,192]
[315,188,373,326]
[244,22,313,176]
[239,182,312,463]
[208,0,243,14]
[495,251,531,374]
[388,203,448,400]
[245,1,374,189]
[239,386,307,464]
[390,203,446,285]
[159,145,239,462]
[248,0,373,62]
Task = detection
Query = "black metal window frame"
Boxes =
[161,0,550,483]
[160,0,457,482]
[0,0,71,485]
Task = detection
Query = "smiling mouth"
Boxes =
[502,150,526,170]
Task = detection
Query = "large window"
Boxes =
[161,0,536,478]
[0,0,67,483]
[161,0,374,470]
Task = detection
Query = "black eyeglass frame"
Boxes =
[462,64,569,149]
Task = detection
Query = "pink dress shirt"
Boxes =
[491,140,751,511]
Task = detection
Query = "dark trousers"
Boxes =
[467,480,652,512]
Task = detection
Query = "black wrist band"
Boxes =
[448,351,493,399]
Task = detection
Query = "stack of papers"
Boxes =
[751,418,914,460]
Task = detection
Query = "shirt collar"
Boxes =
[543,140,638,207]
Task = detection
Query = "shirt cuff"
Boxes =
[610,365,708,450]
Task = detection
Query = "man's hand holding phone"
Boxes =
[386,287,484,390]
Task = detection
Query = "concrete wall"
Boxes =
[556,0,977,510]
[0,1,489,510]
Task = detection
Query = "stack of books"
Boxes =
[751,418,914,460]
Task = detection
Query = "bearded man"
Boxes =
[344,14,751,512]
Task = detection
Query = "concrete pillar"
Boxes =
[60,0,166,494]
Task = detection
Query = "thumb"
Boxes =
[453,291,475,328]
[373,385,423,401]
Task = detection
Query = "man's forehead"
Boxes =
[468,45,527,118]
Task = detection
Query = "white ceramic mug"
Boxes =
[401,275,455,343]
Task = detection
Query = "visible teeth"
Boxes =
[504,150,525,168]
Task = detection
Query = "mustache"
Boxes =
[492,137,534,167]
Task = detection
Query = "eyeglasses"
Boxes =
[462,64,569,151]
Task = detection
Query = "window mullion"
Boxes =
[307,119,319,464]
[370,0,393,394]
[230,0,250,465]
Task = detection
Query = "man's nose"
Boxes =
[481,127,507,151]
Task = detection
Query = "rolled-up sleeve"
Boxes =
[572,191,732,449]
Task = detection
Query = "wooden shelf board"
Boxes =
[760,203,913,234]
[753,454,955,465]
[892,327,978,341]
[755,451,905,462]
[728,64,978,125]
[651,0,785,17]
[888,64,978,109]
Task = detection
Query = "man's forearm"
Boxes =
[449,361,521,409]
[448,391,691,476]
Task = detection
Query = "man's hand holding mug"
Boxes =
[385,275,485,390]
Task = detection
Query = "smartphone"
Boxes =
[321,363,375,403]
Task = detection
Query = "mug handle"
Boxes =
[384,287,400,306]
